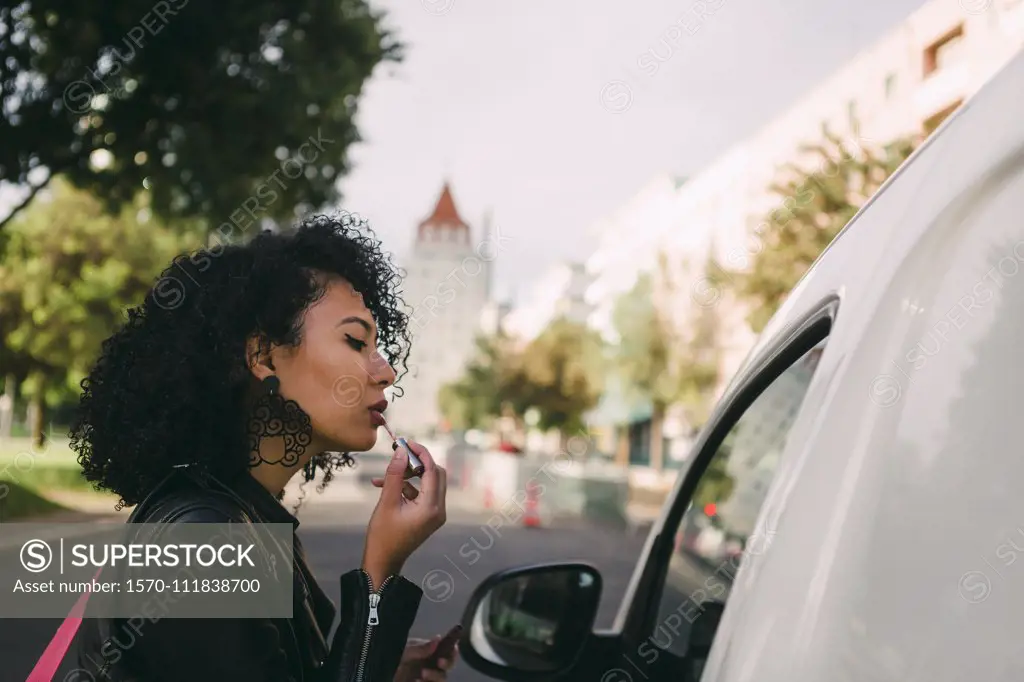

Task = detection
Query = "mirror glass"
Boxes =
[468,566,600,672]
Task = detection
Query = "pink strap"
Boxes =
[27,569,102,682]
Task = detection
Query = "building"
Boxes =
[387,183,492,437]
[676,0,1024,380]
[479,299,513,337]
[555,262,593,326]
[583,173,688,343]
[503,261,595,342]
[733,0,1024,227]
[583,0,1024,471]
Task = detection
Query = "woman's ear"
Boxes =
[246,336,276,381]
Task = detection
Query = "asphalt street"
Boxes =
[1,489,647,682]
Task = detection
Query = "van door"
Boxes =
[605,307,834,681]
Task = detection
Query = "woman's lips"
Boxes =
[369,409,386,427]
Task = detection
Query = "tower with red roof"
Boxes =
[388,182,494,437]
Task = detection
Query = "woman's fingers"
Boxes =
[403,481,420,500]
[407,440,435,471]
[419,669,447,682]
[371,478,419,500]
[437,462,448,501]
[374,440,444,508]
[424,460,446,508]
[410,443,443,503]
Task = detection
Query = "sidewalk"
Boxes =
[0,511,123,551]
[0,489,129,551]
[0,479,489,551]
[44,490,128,517]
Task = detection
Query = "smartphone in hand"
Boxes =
[428,625,462,666]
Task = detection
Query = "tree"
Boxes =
[438,331,527,432]
[438,335,502,432]
[612,269,673,469]
[669,260,723,432]
[717,128,917,332]
[519,317,604,447]
[440,320,604,450]
[0,178,201,444]
[0,1,400,231]
[692,437,735,512]
[612,250,723,469]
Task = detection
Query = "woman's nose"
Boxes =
[369,352,396,386]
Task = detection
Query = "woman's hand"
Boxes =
[362,441,447,588]
[393,636,459,682]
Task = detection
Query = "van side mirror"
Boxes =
[459,562,602,680]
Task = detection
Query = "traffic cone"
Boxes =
[522,480,541,528]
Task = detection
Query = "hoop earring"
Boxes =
[247,375,313,468]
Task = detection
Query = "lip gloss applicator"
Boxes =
[380,417,426,479]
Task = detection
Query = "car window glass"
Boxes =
[650,340,826,659]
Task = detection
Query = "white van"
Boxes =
[453,43,1024,682]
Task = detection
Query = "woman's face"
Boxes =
[258,277,398,453]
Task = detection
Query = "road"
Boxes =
[1,489,647,682]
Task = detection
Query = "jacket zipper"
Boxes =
[354,572,395,682]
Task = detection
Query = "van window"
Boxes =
[649,339,826,658]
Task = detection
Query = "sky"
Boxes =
[337,0,931,304]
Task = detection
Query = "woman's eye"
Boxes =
[345,336,368,351]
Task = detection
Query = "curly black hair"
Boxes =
[70,214,411,507]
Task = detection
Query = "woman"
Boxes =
[71,214,456,681]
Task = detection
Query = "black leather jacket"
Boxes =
[75,469,423,681]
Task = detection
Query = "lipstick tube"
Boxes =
[380,415,425,479]
[393,437,426,479]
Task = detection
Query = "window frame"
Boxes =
[923,24,965,78]
[611,296,838,642]
[884,72,898,100]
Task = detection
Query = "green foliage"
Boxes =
[0,1,401,229]
[692,436,735,510]
[718,128,917,332]
[0,480,69,521]
[440,319,605,436]
[611,270,675,412]
[518,318,605,434]
[438,333,519,431]
[675,314,722,429]
[0,178,202,404]
[612,251,722,432]
[19,465,96,493]
[670,258,723,431]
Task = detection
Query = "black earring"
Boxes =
[247,375,313,468]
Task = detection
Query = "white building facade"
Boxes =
[479,299,513,337]
[583,173,688,343]
[388,184,492,437]
[503,261,594,342]
[586,0,1024,402]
